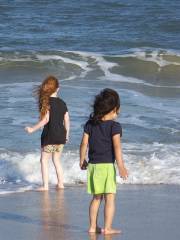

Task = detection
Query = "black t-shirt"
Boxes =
[41,97,68,146]
[84,120,122,164]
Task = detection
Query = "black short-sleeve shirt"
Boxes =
[84,120,122,164]
[41,97,68,146]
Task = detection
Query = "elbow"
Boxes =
[65,119,70,127]
[41,119,49,126]
[80,142,88,148]
[113,145,119,152]
[44,119,49,125]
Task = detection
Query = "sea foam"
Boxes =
[0,143,180,195]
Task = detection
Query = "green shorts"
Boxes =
[87,163,116,195]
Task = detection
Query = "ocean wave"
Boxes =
[0,48,178,66]
[118,48,180,67]
[0,143,180,195]
[0,49,180,87]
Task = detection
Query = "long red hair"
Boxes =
[34,76,59,119]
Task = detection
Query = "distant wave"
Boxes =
[0,48,180,88]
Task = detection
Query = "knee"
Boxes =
[105,193,115,203]
[93,194,103,201]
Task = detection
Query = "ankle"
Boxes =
[88,227,96,233]
[57,183,64,186]
[56,184,64,189]
[89,224,96,229]
[104,227,111,231]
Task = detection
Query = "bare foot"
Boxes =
[103,228,121,235]
[88,228,97,234]
[88,226,104,234]
[56,184,65,190]
[36,187,49,191]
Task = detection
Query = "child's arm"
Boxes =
[113,134,128,180]
[64,111,70,142]
[25,111,49,134]
[79,133,89,168]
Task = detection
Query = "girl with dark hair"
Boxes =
[80,88,128,235]
[25,76,70,191]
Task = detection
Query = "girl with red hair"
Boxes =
[25,76,70,191]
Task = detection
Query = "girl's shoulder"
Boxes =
[84,120,92,128]
[111,121,122,137]
[84,120,95,134]
[50,97,68,112]
[57,98,68,108]
[56,97,66,105]
[101,120,122,136]
[84,120,122,137]
[111,120,122,126]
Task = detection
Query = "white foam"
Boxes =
[1,48,180,68]
[72,51,180,88]
[63,51,146,84]
[121,47,180,67]
[78,54,145,85]
[36,54,92,78]
[0,143,180,196]
[69,48,180,69]
[36,54,89,70]
[0,185,34,195]
[134,50,180,68]
[0,49,180,88]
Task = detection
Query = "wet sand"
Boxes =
[0,185,180,240]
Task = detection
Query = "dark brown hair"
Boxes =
[89,88,120,124]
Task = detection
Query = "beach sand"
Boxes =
[0,185,180,240]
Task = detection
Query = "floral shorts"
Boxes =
[42,144,64,153]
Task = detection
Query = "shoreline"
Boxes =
[0,183,180,195]
[0,185,180,240]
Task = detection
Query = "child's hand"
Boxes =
[79,160,88,170]
[25,126,34,134]
[79,161,84,169]
[79,161,83,169]
[119,167,128,180]
[66,136,69,143]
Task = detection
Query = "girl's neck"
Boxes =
[101,109,117,121]
[102,114,114,121]
[50,92,58,97]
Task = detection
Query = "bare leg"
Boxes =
[104,193,121,235]
[38,151,51,191]
[52,150,64,189]
[89,194,103,233]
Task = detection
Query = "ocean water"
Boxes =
[0,0,180,194]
